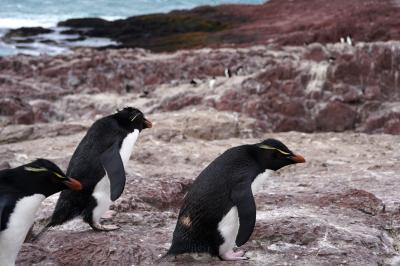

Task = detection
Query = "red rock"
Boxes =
[316,101,358,131]
[318,189,383,215]
[159,92,203,111]
[333,61,362,85]
[384,118,400,135]
[30,100,56,123]
[0,97,35,125]
[363,111,400,134]
[274,117,315,133]
[304,43,329,62]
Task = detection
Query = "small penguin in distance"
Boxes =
[224,68,232,78]
[190,79,201,87]
[167,139,305,261]
[0,159,82,266]
[346,35,353,46]
[38,107,152,236]
[235,66,244,76]
[208,76,216,90]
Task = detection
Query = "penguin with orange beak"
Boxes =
[0,159,82,265]
[167,138,305,261]
[40,107,152,234]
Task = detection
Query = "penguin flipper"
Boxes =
[100,141,126,201]
[0,194,15,231]
[231,182,256,247]
[0,196,5,230]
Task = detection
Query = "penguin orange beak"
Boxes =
[144,118,152,128]
[290,154,306,163]
[63,177,83,191]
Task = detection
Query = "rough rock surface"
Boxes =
[2,123,399,265]
[1,46,400,263]
[1,84,400,265]
[0,1,399,264]
[1,42,400,134]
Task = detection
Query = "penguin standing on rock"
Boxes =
[208,76,216,90]
[167,139,305,261]
[38,107,152,235]
[224,68,232,78]
[0,159,82,266]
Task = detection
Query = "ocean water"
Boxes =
[0,0,265,56]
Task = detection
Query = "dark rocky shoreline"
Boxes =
[3,0,400,53]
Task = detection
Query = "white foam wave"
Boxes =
[0,18,57,29]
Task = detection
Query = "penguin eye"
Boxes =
[24,166,48,172]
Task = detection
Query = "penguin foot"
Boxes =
[220,250,249,261]
[101,210,116,220]
[233,249,246,257]
[91,223,119,231]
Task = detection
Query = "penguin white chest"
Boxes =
[217,207,240,254]
[91,130,140,221]
[119,129,139,167]
[92,176,112,222]
[0,194,45,266]
[251,169,274,194]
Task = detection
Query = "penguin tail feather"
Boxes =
[32,190,88,242]
[166,240,214,256]
[48,190,88,226]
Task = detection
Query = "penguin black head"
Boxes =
[23,159,82,196]
[114,107,152,132]
[254,138,305,171]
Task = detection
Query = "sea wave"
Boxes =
[0,0,265,56]
[0,0,265,28]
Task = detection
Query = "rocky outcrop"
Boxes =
[3,0,400,52]
[4,27,53,39]
[1,42,399,134]
[1,1,399,264]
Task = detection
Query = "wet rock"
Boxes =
[58,18,109,28]
[4,27,53,39]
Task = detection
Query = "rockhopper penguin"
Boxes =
[167,139,305,261]
[40,107,152,234]
[0,159,82,266]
